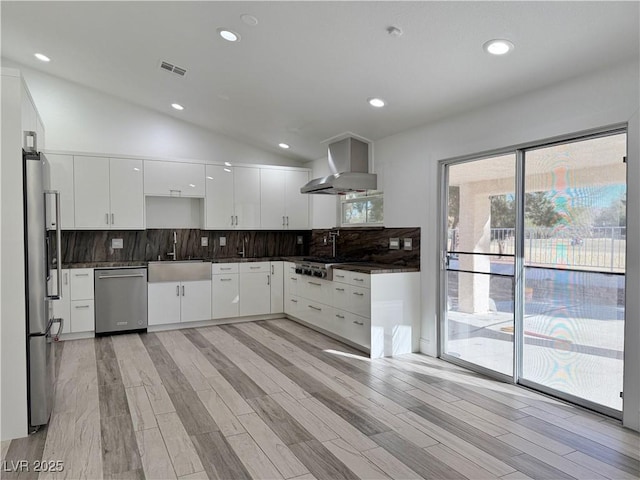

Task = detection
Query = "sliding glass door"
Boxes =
[441,130,627,416]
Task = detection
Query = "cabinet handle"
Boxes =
[250,266,261,270]
[74,305,90,309]
[176,285,180,296]
[220,278,232,282]
[335,287,345,292]
[282,216,285,227]
[111,213,115,224]
[335,274,345,279]
[308,281,321,286]
[271,265,274,275]
[64,273,68,285]
[231,215,235,226]
[308,305,322,311]
[74,273,89,277]
[290,299,298,303]
[182,286,185,296]
[353,320,364,326]
[235,215,238,225]
[267,275,270,286]
[353,292,365,296]
[290,277,297,281]
[354,278,365,282]
[286,216,289,226]
[221,267,232,271]
[335,314,345,319]
[105,213,109,224]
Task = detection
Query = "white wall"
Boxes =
[374,60,640,430]
[3,61,303,168]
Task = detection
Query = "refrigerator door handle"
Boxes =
[45,191,62,300]
[52,317,64,341]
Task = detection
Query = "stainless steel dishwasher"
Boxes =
[94,267,148,335]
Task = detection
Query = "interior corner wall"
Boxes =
[4,61,303,167]
[373,60,640,431]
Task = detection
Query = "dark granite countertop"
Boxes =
[62,261,148,269]
[332,263,419,274]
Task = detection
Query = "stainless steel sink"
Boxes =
[148,261,211,283]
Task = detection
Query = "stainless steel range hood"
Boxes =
[301,137,377,195]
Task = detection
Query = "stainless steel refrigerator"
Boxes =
[23,147,63,431]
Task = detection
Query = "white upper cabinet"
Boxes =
[109,158,144,228]
[74,156,111,229]
[284,170,310,229]
[45,154,75,230]
[234,167,261,229]
[205,164,235,229]
[73,156,144,230]
[144,160,205,197]
[260,168,309,230]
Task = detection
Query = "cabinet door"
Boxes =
[234,167,261,229]
[45,154,74,229]
[239,272,270,316]
[181,280,212,322]
[285,170,310,229]
[144,161,205,197]
[52,270,71,335]
[148,283,181,325]
[205,165,235,229]
[74,156,110,229]
[260,168,286,229]
[70,300,95,333]
[110,158,144,229]
[270,262,284,314]
[69,268,94,300]
[212,274,239,319]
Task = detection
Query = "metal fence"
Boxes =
[449,227,626,272]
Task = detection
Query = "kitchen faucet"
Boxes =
[238,236,248,258]
[167,231,177,260]
[329,230,340,258]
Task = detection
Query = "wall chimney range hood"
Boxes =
[301,136,377,195]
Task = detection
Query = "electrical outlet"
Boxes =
[201,237,208,247]
[297,235,304,245]
[403,238,413,250]
[219,236,226,247]
[389,238,400,250]
[111,238,123,249]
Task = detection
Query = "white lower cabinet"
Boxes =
[239,262,271,316]
[52,268,95,334]
[270,262,284,314]
[212,273,239,319]
[148,280,212,325]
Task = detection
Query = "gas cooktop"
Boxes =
[294,257,357,280]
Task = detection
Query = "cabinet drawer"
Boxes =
[299,278,331,305]
[332,283,349,311]
[342,311,370,349]
[300,301,333,331]
[70,300,95,333]
[349,286,371,318]
[285,262,296,274]
[239,262,270,274]
[212,263,239,275]
[70,268,94,300]
[333,269,371,288]
[286,274,300,297]
[285,295,301,317]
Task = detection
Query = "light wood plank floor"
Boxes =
[3,319,639,480]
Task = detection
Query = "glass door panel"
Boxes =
[521,133,626,412]
[443,154,516,377]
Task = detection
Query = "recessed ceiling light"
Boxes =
[206,176,214,180]
[240,14,258,26]
[133,167,141,172]
[34,53,50,62]
[189,184,196,188]
[278,143,290,149]
[171,103,184,111]
[223,168,232,173]
[368,98,386,108]
[224,161,232,166]
[483,39,514,56]
[218,29,240,42]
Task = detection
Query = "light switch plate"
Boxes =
[219,236,226,247]
[201,237,208,247]
[389,238,400,250]
[111,238,123,249]
[403,238,413,250]
[297,235,304,245]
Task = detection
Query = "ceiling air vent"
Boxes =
[159,61,187,77]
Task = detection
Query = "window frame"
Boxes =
[339,190,384,227]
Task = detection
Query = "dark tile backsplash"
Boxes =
[60,227,420,267]
[61,230,310,263]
